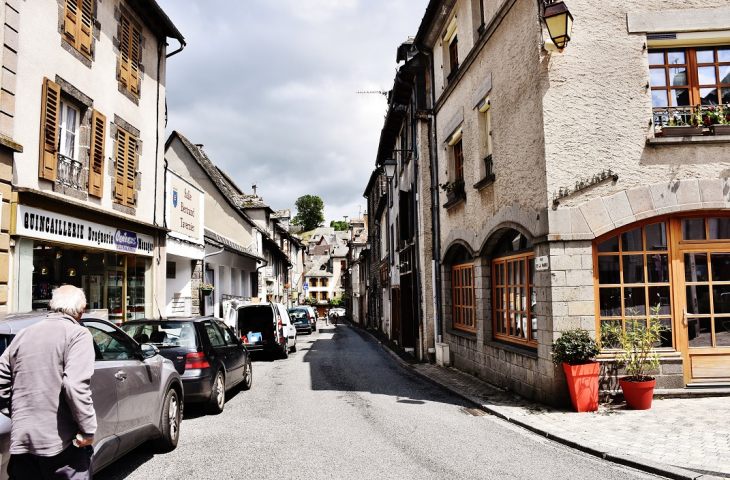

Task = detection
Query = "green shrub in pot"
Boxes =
[551,329,601,412]
[551,329,601,366]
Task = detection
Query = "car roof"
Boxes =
[0,312,115,335]
[122,317,216,324]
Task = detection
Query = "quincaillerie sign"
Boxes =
[15,205,154,257]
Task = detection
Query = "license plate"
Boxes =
[248,332,262,343]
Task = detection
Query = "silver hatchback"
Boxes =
[0,313,184,477]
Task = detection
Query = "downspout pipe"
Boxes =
[421,44,443,346]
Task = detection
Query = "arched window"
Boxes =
[447,244,475,333]
[492,230,536,347]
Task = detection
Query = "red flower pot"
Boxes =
[563,361,600,412]
[619,377,656,410]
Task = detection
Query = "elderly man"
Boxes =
[0,285,97,479]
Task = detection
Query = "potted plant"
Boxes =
[200,282,214,296]
[440,178,466,202]
[703,104,730,135]
[660,111,704,137]
[601,306,665,410]
[551,329,602,412]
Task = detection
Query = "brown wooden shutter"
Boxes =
[88,110,106,198]
[129,25,140,95]
[124,135,137,206]
[63,0,78,45]
[119,16,131,87]
[114,129,128,203]
[79,0,93,58]
[39,78,61,182]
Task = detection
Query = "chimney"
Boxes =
[252,183,258,196]
[195,144,204,148]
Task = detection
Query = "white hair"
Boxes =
[49,285,87,318]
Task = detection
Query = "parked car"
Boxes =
[288,308,314,334]
[301,305,318,331]
[121,317,251,415]
[0,313,184,478]
[228,302,296,358]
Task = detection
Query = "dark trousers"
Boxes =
[9,445,92,480]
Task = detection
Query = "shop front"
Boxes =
[594,214,730,386]
[13,204,155,324]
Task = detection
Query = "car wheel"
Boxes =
[241,358,252,391]
[153,388,181,452]
[290,340,297,353]
[280,343,289,359]
[207,371,226,414]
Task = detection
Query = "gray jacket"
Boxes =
[0,312,97,456]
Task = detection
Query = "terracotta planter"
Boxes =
[563,361,600,412]
[710,124,730,135]
[619,377,656,410]
[661,126,704,137]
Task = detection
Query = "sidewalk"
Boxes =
[360,326,730,480]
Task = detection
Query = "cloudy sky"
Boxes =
[157,0,429,225]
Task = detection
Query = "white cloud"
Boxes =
[158,0,428,225]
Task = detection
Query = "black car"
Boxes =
[288,308,314,334]
[122,317,251,414]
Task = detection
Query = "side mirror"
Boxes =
[140,343,158,359]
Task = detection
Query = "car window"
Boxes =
[121,322,197,348]
[203,322,226,347]
[214,320,235,345]
[84,321,136,361]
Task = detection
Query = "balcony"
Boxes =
[57,154,85,190]
[651,105,730,145]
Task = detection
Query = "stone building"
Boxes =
[374,0,730,405]
[8,0,183,322]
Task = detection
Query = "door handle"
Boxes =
[683,308,688,326]
[115,371,127,381]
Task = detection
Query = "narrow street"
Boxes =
[97,322,664,480]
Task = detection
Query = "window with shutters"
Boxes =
[119,14,141,97]
[114,127,137,207]
[63,0,94,59]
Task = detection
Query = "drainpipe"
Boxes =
[423,46,443,347]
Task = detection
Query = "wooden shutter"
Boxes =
[39,78,61,182]
[129,25,140,95]
[119,16,131,88]
[124,135,137,206]
[114,129,128,203]
[79,0,93,58]
[63,0,78,45]
[88,110,106,198]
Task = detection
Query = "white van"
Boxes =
[226,302,297,359]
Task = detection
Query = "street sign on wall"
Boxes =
[303,282,309,290]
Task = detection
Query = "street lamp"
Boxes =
[543,0,573,52]
[382,158,397,181]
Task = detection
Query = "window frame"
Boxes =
[453,138,464,181]
[492,251,536,347]
[593,220,675,351]
[449,35,459,73]
[649,45,730,108]
[452,262,476,333]
[59,100,81,161]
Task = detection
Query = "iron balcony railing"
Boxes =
[652,104,730,136]
[222,294,251,302]
[57,154,85,190]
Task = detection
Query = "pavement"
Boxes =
[360,324,730,480]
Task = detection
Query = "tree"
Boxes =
[330,293,345,307]
[330,221,349,231]
[292,195,325,232]
[303,296,319,306]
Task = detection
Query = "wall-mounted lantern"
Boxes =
[543,0,573,52]
[382,158,397,181]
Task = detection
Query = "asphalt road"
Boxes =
[97,321,664,480]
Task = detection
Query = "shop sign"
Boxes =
[167,172,204,244]
[15,205,154,257]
